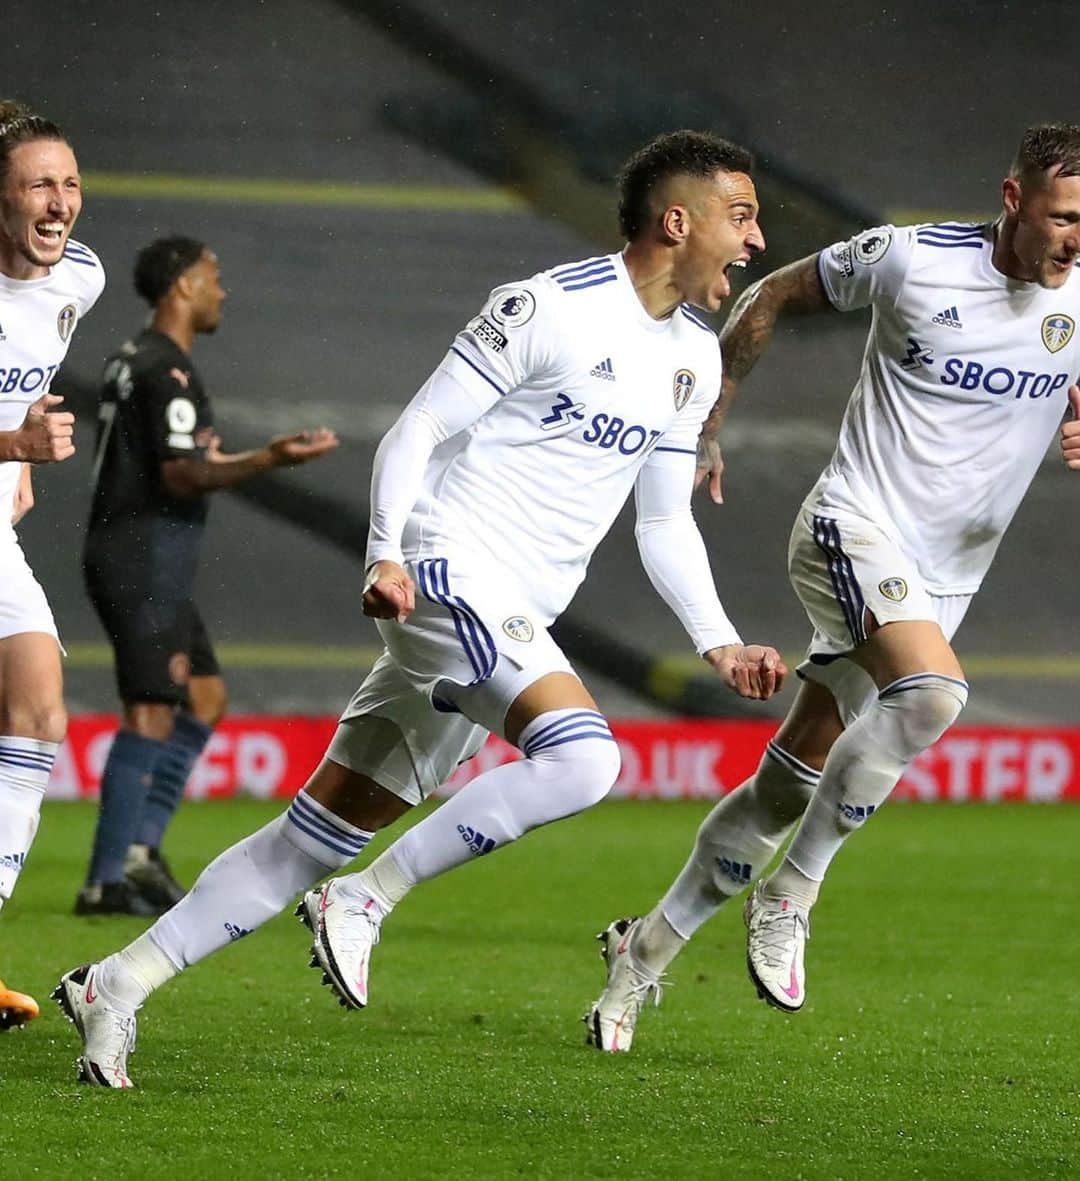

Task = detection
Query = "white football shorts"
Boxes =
[0,533,59,642]
[330,556,576,803]
[788,504,972,724]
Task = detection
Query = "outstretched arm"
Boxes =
[635,451,787,700]
[697,255,831,503]
[161,428,339,497]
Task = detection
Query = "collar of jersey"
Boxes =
[613,251,677,334]
[0,268,56,296]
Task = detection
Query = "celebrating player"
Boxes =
[56,129,785,1086]
[76,237,339,917]
[0,100,104,1030]
[586,122,1080,1051]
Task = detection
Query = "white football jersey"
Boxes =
[400,252,722,622]
[0,239,105,527]
[813,222,1080,594]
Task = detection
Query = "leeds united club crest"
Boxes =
[57,303,77,342]
[502,616,534,643]
[1042,314,1075,354]
[673,369,695,410]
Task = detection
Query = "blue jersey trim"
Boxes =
[914,239,984,250]
[653,446,696,455]
[679,307,714,333]
[551,256,609,280]
[559,273,618,292]
[554,263,616,288]
[812,515,866,647]
[449,344,508,397]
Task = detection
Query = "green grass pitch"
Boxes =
[2,799,1078,1180]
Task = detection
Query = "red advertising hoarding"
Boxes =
[48,715,1080,803]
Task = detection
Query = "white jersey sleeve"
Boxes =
[366,278,567,569]
[816,225,915,313]
[60,238,106,315]
[634,447,741,654]
[440,279,569,401]
[366,365,500,569]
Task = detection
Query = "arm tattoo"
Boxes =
[706,255,830,431]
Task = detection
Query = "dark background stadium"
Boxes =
[4,0,1076,721]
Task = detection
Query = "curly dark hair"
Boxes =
[617,130,754,241]
[133,236,207,306]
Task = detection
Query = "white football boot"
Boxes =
[52,963,137,1088]
[744,885,810,1012]
[297,879,382,1010]
[585,917,664,1053]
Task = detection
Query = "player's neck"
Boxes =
[622,245,681,320]
[0,242,49,282]
[150,307,195,354]
[990,217,1035,283]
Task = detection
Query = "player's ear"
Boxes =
[661,203,691,245]
[1002,176,1022,218]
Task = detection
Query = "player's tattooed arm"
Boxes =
[696,255,830,503]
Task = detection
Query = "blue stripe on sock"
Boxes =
[527,729,618,755]
[522,710,605,752]
[287,799,369,859]
[523,712,612,756]
[291,793,369,854]
[0,750,55,771]
[765,740,821,785]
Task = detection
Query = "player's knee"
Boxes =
[880,674,968,747]
[0,700,66,744]
[190,677,228,727]
[527,721,621,808]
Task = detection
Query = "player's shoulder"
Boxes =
[677,304,719,341]
[128,331,193,384]
[907,220,992,264]
[57,238,106,304]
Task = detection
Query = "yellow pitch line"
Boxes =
[64,642,1080,679]
[82,171,527,213]
[650,651,1080,695]
[64,642,383,670]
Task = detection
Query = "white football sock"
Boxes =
[777,673,968,892]
[360,709,620,901]
[0,737,56,904]
[635,742,818,974]
[102,792,372,1004]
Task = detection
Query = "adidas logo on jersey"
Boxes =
[0,321,6,341]
[590,357,616,381]
[931,305,963,329]
[0,851,26,872]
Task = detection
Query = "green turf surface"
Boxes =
[2,800,1078,1179]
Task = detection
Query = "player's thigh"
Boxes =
[332,650,487,806]
[0,631,65,739]
[0,539,63,724]
[382,558,582,742]
[851,619,965,686]
[95,588,197,708]
[789,505,963,686]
